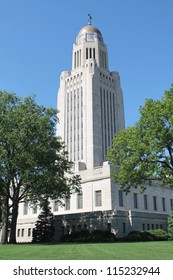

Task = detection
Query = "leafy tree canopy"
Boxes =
[107,85,173,193]
[168,209,173,239]
[0,91,81,243]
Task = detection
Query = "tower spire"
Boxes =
[88,13,92,25]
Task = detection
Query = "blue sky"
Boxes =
[0,0,173,127]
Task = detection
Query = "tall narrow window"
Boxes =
[107,223,111,232]
[153,196,157,211]
[86,48,88,59]
[162,197,166,212]
[77,193,83,209]
[133,193,138,209]
[112,93,116,134]
[107,90,110,146]
[74,52,76,68]
[77,51,79,67]
[118,190,123,207]
[93,48,95,59]
[23,201,28,215]
[72,225,75,232]
[28,228,31,237]
[53,200,59,212]
[90,48,92,58]
[170,199,173,210]
[65,198,70,210]
[80,49,81,66]
[144,194,148,210]
[95,190,102,207]
[122,223,126,233]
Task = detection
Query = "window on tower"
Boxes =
[90,48,92,58]
[93,48,95,59]
[86,48,88,59]
[86,32,94,41]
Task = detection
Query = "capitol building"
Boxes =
[15,20,173,242]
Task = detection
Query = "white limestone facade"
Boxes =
[57,25,125,169]
[16,163,173,242]
[14,23,173,242]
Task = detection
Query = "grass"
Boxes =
[0,241,173,260]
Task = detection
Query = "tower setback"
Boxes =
[57,24,125,170]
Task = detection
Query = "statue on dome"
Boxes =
[88,13,92,25]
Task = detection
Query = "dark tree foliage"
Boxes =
[0,91,81,244]
[168,209,173,239]
[107,85,173,192]
[32,200,54,243]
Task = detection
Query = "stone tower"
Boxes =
[57,23,125,171]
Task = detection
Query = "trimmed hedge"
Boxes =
[60,229,116,243]
[60,229,168,243]
[123,229,169,242]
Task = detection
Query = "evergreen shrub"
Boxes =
[32,202,54,243]
[60,229,116,243]
[123,229,168,242]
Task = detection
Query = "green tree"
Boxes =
[0,91,81,244]
[107,85,173,193]
[168,209,173,239]
[32,199,54,243]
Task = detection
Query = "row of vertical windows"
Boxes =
[142,224,163,231]
[52,190,102,212]
[23,194,85,215]
[17,228,32,237]
[100,72,115,83]
[74,49,82,68]
[23,194,173,215]
[63,222,111,237]
[65,87,83,162]
[86,47,95,59]
[66,73,83,84]
[100,87,116,160]
[118,191,173,212]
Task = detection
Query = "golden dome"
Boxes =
[78,25,102,37]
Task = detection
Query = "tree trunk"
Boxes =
[1,196,9,244]
[9,202,19,244]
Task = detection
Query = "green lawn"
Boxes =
[0,241,173,260]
